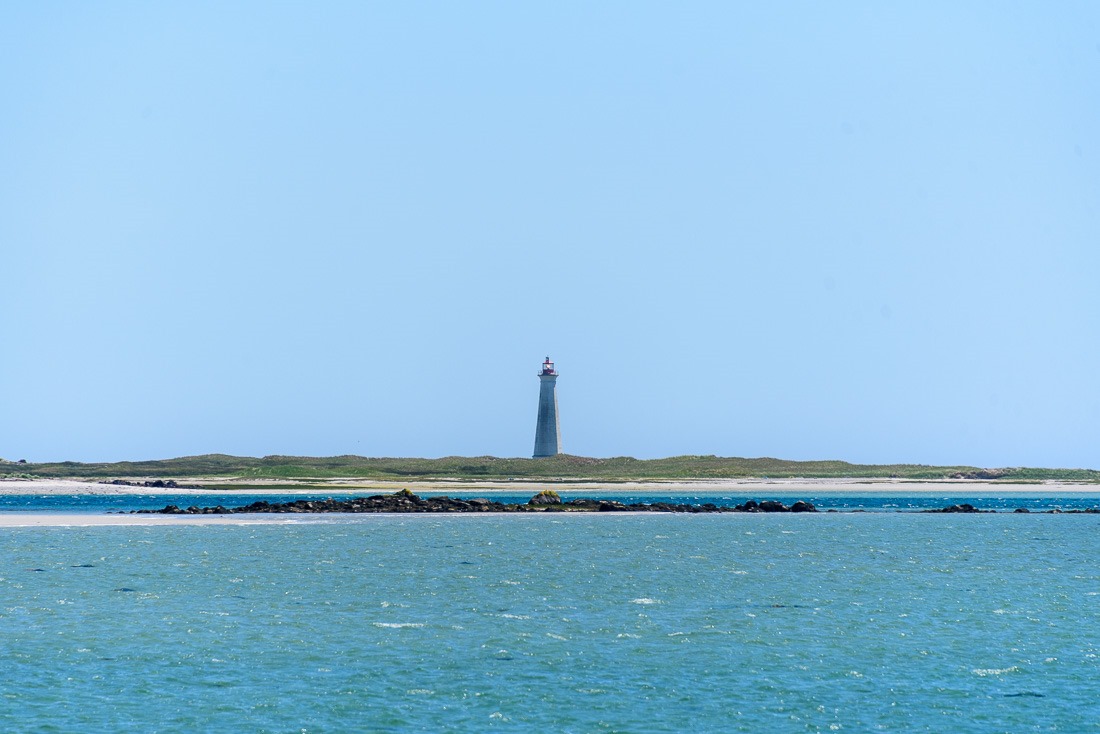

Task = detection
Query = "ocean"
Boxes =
[1,509,1098,731]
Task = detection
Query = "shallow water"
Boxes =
[1,514,1098,731]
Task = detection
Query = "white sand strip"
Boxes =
[0,479,382,496]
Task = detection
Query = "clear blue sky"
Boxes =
[2,3,1097,467]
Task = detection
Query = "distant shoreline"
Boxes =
[4,477,1100,497]
[3,454,1097,484]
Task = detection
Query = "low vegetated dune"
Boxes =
[2,454,1097,482]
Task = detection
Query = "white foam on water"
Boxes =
[373,622,424,629]
[972,666,1019,676]
[630,598,660,605]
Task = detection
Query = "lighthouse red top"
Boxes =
[540,357,557,376]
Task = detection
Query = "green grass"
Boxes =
[1,454,1098,482]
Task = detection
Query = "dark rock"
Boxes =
[130,493,811,516]
[426,496,472,512]
[100,478,202,489]
[528,491,562,505]
[924,503,987,513]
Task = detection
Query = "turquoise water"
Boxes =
[2,514,1099,731]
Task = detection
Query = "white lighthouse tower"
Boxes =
[532,356,561,458]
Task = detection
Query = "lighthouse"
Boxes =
[533,356,561,458]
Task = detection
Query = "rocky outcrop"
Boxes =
[528,490,562,505]
[728,499,815,513]
[135,494,1100,515]
[1047,507,1100,514]
[923,503,989,513]
[925,504,1100,514]
[101,479,202,489]
[137,492,819,515]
